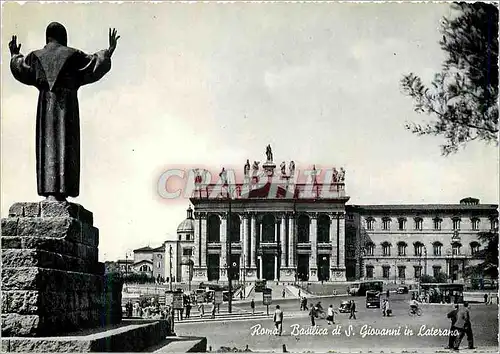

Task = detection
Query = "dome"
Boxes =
[177,205,195,233]
[177,218,194,233]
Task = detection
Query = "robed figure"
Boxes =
[9,23,120,200]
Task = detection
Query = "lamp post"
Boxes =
[169,245,173,291]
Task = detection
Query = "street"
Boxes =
[175,294,498,352]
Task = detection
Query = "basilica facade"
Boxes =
[167,147,498,285]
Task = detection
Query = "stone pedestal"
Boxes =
[279,268,296,282]
[1,201,122,337]
[244,268,258,282]
[330,268,347,282]
[309,268,319,282]
[262,162,276,177]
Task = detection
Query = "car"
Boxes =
[397,286,409,294]
[366,290,381,308]
[338,301,351,313]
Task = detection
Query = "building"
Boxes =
[132,245,165,281]
[185,147,498,284]
[164,206,196,284]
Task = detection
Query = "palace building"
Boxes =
[162,147,498,285]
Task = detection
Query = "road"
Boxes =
[175,294,498,352]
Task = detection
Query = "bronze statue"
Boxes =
[265,144,273,162]
[9,23,120,201]
[252,161,260,174]
[280,161,286,175]
[244,159,250,176]
[332,167,339,183]
[339,167,346,182]
[289,161,295,176]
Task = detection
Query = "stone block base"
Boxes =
[192,267,208,282]
[309,268,319,282]
[243,268,258,282]
[1,201,122,337]
[279,268,296,282]
[330,268,347,282]
[1,319,172,352]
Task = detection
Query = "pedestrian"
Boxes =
[198,302,205,317]
[453,302,474,350]
[240,291,243,300]
[309,305,316,326]
[327,304,336,325]
[298,289,301,298]
[282,288,286,298]
[349,300,356,320]
[185,300,191,319]
[250,299,255,315]
[386,298,391,316]
[211,300,216,319]
[386,289,390,298]
[445,304,459,349]
[302,297,308,311]
[484,293,488,304]
[273,305,284,336]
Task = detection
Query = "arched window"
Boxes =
[297,214,310,243]
[452,242,462,256]
[414,242,424,256]
[470,217,480,231]
[397,241,407,256]
[433,217,442,231]
[470,241,480,256]
[229,213,241,242]
[414,217,423,231]
[433,241,443,256]
[317,214,330,243]
[365,242,375,256]
[208,214,221,243]
[452,217,461,231]
[139,264,151,272]
[261,214,276,243]
[382,217,391,231]
[381,242,391,256]
[366,217,375,231]
[398,217,407,230]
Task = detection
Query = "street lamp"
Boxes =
[169,245,173,291]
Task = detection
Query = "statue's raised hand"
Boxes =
[108,28,120,56]
[9,35,21,56]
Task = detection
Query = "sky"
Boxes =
[2,2,498,262]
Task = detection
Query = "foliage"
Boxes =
[435,271,448,283]
[122,272,156,284]
[401,2,499,155]
[420,274,434,283]
[465,229,499,278]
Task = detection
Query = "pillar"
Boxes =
[194,212,201,267]
[259,256,263,279]
[280,214,287,266]
[309,213,318,281]
[274,255,278,281]
[288,214,295,267]
[243,214,249,267]
[251,214,257,268]
[220,214,228,281]
[329,212,337,269]
[338,212,346,271]
[200,214,207,267]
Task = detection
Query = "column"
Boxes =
[329,213,337,269]
[251,214,257,268]
[288,214,295,267]
[338,212,346,271]
[274,255,278,281]
[200,214,207,267]
[309,213,318,281]
[194,212,201,267]
[259,256,263,279]
[243,214,249,267]
[220,214,228,280]
[280,214,287,266]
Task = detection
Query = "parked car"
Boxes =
[338,300,351,313]
[366,290,381,308]
[397,286,409,294]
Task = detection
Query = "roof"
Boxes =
[347,204,498,215]
[177,218,194,233]
[133,259,153,266]
[134,245,164,252]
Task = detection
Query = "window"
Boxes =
[433,217,442,231]
[382,266,390,279]
[347,214,354,221]
[470,242,480,256]
[433,266,441,278]
[366,218,375,231]
[366,266,374,279]
[139,264,151,272]
[183,248,193,256]
[471,218,479,231]
[490,218,498,231]
[397,242,407,256]
[186,234,191,241]
[157,261,161,268]
[452,242,461,256]
[398,266,406,279]
[365,242,375,256]
[433,242,442,256]
[382,242,391,256]
[382,218,391,231]
[414,266,422,279]
[414,242,424,256]
[452,218,461,230]
[157,254,163,259]
[398,218,406,231]
[414,217,423,231]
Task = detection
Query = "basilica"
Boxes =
[159,147,498,285]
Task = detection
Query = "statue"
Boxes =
[332,167,339,183]
[280,161,286,176]
[339,167,346,182]
[219,167,227,185]
[252,161,260,174]
[266,144,273,162]
[289,161,295,176]
[244,159,250,177]
[9,23,120,201]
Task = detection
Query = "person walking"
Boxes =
[386,289,390,298]
[298,289,301,298]
[250,299,255,315]
[453,302,474,350]
[282,288,286,298]
[327,304,336,325]
[273,305,284,336]
[210,300,216,319]
[302,297,308,311]
[185,300,191,319]
[445,304,459,349]
[349,300,356,320]
[484,293,488,304]
[198,302,205,318]
[309,305,317,326]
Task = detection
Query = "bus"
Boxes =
[349,280,383,296]
[419,283,465,304]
